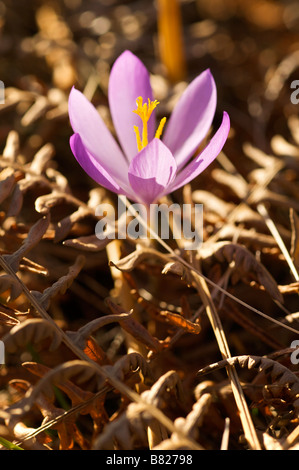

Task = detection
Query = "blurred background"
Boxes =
[0,0,299,189]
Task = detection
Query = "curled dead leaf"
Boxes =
[2,318,63,354]
[93,371,185,450]
[161,260,193,285]
[109,247,169,274]
[54,206,92,242]
[0,168,16,204]
[197,354,299,405]
[63,234,111,251]
[2,215,50,272]
[200,241,283,303]
[159,310,201,334]
[106,299,162,353]
[0,274,23,301]
[31,255,85,310]
[35,192,72,215]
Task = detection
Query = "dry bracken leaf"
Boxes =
[2,318,63,354]
[109,247,169,272]
[106,299,162,353]
[63,234,111,251]
[93,371,184,450]
[161,260,193,285]
[0,168,16,204]
[35,192,73,215]
[159,310,201,334]
[2,215,50,272]
[0,274,23,301]
[31,255,85,310]
[54,206,92,242]
[153,393,212,449]
[200,241,283,303]
[197,354,299,410]
[66,311,135,350]
[30,143,55,174]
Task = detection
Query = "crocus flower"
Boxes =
[68,50,230,206]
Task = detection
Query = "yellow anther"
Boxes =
[133,96,167,151]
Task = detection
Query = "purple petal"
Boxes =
[70,133,134,198]
[167,112,230,193]
[162,69,217,171]
[68,87,128,183]
[128,139,177,205]
[108,50,155,163]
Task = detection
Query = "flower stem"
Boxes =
[106,239,146,355]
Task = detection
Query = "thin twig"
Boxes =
[282,423,299,450]
[191,269,261,450]
[257,203,299,282]
[220,417,230,450]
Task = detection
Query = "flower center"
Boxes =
[133,96,166,152]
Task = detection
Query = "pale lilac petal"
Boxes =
[167,112,230,193]
[108,50,155,163]
[162,69,217,171]
[68,87,128,182]
[128,139,177,205]
[70,133,134,198]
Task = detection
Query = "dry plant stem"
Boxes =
[106,239,146,356]
[257,203,299,282]
[282,423,299,450]
[0,255,201,451]
[221,417,230,450]
[191,270,261,450]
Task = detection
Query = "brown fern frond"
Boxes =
[2,318,63,354]
[197,354,299,410]
[200,241,283,302]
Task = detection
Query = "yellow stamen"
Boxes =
[155,117,166,139]
[133,96,167,151]
[133,125,142,152]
